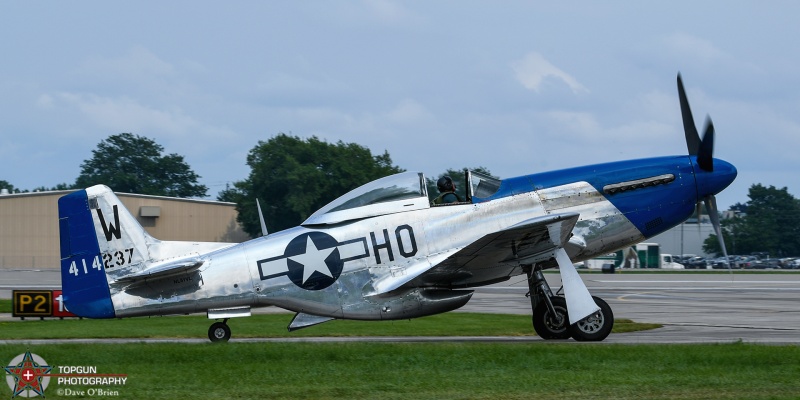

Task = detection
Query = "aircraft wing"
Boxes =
[371,212,580,295]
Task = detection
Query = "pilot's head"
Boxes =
[437,176,455,193]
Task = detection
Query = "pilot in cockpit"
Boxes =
[432,175,463,205]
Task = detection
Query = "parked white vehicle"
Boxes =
[660,254,685,269]
[584,246,685,269]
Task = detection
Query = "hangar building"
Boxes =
[0,189,251,270]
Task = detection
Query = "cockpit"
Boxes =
[301,170,501,226]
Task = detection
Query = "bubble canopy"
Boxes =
[302,172,430,225]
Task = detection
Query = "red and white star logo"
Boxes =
[4,351,52,398]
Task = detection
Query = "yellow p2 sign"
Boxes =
[13,290,53,317]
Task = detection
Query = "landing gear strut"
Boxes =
[531,295,571,339]
[208,319,231,343]
[527,266,571,339]
[525,265,613,341]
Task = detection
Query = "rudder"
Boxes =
[59,188,115,318]
[59,185,155,318]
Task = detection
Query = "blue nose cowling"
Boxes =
[695,158,737,199]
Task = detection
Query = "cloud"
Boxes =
[362,0,417,24]
[535,106,677,160]
[255,71,351,103]
[385,99,434,125]
[663,32,726,62]
[52,92,236,145]
[315,0,424,29]
[512,52,589,94]
[36,94,54,108]
[56,93,193,135]
[81,46,175,81]
[542,110,601,136]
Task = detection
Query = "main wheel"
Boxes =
[569,296,614,342]
[208,321,231,343]
[532,296,571,339]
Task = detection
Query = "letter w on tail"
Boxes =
[96,205,122,241]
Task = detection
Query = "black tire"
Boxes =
[208,322,231,343]
[532,296,571,339]
[569,296,614,342]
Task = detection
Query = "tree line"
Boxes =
[3,132,797,256]
[703,184,800,258]
[1,132,493,237]
[1,133,207,198]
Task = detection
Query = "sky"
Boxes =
[1,1,798,210]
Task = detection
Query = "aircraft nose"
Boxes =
[696,158,737,198]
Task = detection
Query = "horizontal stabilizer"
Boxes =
[113,256,204,284]
[288,312,335,331]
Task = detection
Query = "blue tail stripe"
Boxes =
[58,218,71,261]
[58,190,116,318]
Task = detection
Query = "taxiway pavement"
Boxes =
[2,269,799,344]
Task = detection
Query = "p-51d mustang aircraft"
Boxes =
[59,75,736,342]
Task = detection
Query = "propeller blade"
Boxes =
[695,201,703,236]
[704,195,731,272]
[697,118,715,172]
[678,74,701,156]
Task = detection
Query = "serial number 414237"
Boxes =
[67,248,134,276]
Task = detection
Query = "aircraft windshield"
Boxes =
[302,172,429,225]
[469,170,501,200]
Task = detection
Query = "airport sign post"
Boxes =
[12,289,77,319]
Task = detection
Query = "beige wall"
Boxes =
[0,190,250,270]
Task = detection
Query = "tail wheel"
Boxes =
[532,296,571,339]
[569,296,614,342]
[208,321,231,343]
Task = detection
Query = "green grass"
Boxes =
[0,299,10,313]
[1,342,798,399]
[570,269,800,274]
[0,312,658,339]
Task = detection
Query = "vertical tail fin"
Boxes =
[59,185,154,318]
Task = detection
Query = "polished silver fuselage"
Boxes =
[110,180,641,320]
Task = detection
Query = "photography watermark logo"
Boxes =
[4,351,51,398]
[4,351,128,398]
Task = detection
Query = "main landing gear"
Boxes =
[526,266,614,341]
[208,319,232,343]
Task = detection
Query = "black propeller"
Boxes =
[677,73,730,270]
[697,120,714,172]
[678,74,715,172]
[678,74,701,156]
